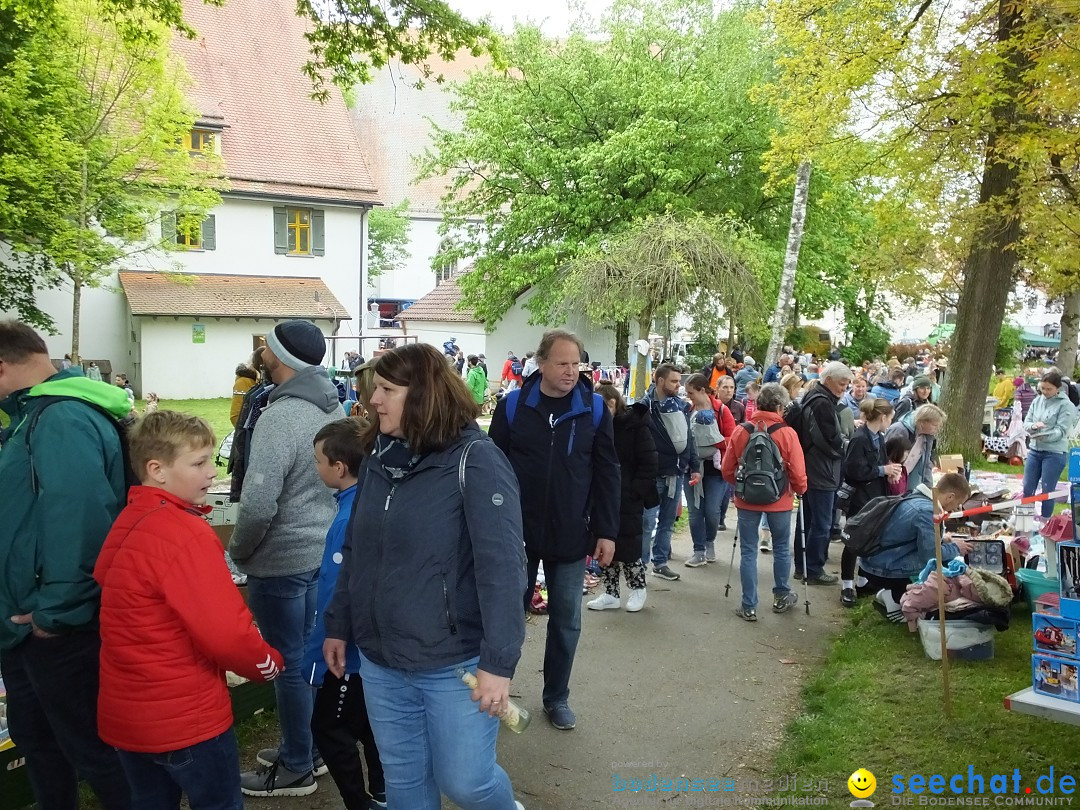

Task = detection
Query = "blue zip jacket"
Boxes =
[860,488,963,580]
[734,366,760,399]
[302,484,361,686]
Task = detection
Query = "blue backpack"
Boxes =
[503,389,605,432]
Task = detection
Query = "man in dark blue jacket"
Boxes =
[490,329,620,732]
[642,364,701,580]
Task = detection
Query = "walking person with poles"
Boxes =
[721,383,807,621]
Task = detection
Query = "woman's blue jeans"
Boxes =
[686,475,726,552]
[358,652,518,810]
[736,508,793,610]
[1023,448,1067,518]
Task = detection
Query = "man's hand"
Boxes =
[470,669,512,717]
[688,472,702,487]
[323,638,347,679]
[953,538,974,556]
[10,613,59,639]
[593,538,616,566]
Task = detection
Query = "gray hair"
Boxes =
[536,329,584,361]
[756,382,791,414]
[821,361,853,383]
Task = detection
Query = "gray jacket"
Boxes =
[230,366,341,577]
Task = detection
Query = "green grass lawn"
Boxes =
[772,601,1080,802]
[155,398,233,473]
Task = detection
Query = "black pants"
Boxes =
[862,571,910,603]
[311,671,385,810]
[0,631,132,810]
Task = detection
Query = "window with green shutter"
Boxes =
[162,211,215,250]
[274,206,325,255]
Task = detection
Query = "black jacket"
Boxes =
[323,426,526,678]
[489,374,621,561]
[893,392,929,421]
[611,403,659,563]
[797,384,844,490]
[843,425,887,515]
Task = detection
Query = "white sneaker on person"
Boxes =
[873,589,904,623]
[586,593,621,610]
[626,588,647,612]
[759,529,773,554]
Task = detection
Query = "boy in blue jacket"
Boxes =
[302,419,385,809]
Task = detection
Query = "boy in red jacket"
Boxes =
[94,411,284,809]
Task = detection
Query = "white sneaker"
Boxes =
[586,593,620,611]
[626,588,647,612]
[759,529,773,554]
[873,589,904,623]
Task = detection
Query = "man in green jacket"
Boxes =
[466,353,488,405]
[0,320,133,809]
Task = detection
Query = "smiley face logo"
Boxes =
[848,768,876,799]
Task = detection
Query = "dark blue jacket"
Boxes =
[302,484,361,686]
[763,363,783,384]
[642,385,699,478]
[489,374,621,561]
[323,426,526,678]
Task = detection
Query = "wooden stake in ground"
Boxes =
[932,488,952,717]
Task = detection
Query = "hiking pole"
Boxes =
[798,499,810,615]
[723,532,738,598]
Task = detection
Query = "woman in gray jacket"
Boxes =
[1023,368,1077,519]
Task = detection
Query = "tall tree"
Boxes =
[765,160,811,365]
[366,199,412,279]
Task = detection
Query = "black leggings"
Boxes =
[861,571,910,603]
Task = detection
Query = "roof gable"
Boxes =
[398,277,477,322]
[173,0,379,205]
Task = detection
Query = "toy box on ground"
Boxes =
[1032,653,1080,703]
[1033,614,1080,659]
[1018,568,1061,612]
[1035,592,1061,616]
[918,618,996,661]
[1058,542,1080,620]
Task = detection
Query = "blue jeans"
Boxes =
[245,570,319,773]
[0,632,133,810]
[642,476,684,567]
[795,489,835,578]
[358,652,517,810]
[1024,449,1067,518]
[116,730,242,810]
[687,475,726,552]
[719,481,732,525]
[736,509,793,610]
[524,554,586,707]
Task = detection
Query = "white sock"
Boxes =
[842,579,854,590]
[856,575,869,588]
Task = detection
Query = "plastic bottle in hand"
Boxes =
[456,668,531,733]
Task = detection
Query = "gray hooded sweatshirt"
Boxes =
[230,366,341,577]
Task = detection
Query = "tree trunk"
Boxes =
[1060,288,1080,378]
[727,307,735,351]
[614,319,630,366]
[766,160,812,367]
[71,273,82,364]
[631,316,651,400]
[939,0,1025,458]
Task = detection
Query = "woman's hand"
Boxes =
[884,463,903,481]
[470,669,511,717]
[323,638,347,679]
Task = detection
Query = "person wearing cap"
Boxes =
[229,319,343,797]
[893,374,934,421]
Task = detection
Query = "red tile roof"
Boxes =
[398,277,477,323]
[173,0,379,206]
[119,272,351,320]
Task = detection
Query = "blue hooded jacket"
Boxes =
[302,484,361,685]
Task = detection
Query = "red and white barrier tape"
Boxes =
[940,489,1070,521]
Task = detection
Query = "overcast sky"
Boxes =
[448,0,614,35]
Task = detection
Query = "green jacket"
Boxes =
[0,370,131,650]
[466,365,488,405]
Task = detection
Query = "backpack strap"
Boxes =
[504,388,521,426]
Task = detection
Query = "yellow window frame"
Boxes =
[176,217,202,250]
[287,208,311,255]
[183,129,215,155]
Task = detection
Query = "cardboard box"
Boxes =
[1036,592,1062,616]
[205,494,238,527]
[1033,654,1080,703]
[1034,614,1080,659]
[1058,542,1080,621]
[938,454,965,475]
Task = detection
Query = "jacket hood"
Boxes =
[268,365,339,413]
[615,401,649,428]
[235,365,257,381]
[27,369,132,420]
[745,409,786,427]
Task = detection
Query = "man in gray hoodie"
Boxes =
[230,319,341,797]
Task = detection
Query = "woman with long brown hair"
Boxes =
[323,343,528,810]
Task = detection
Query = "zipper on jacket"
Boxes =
[442,575,458,635]
[543,427,556,547]
[384,484,396,511]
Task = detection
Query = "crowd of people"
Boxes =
[2,316,1072,810]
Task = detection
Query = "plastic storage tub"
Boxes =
[917,618,996,661]
[1017,568,1059,612]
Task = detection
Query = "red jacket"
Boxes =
[721,410,808,512]
[94,486,283,753]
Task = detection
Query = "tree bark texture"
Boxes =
[71,274,82,364]
[766,160,812,367]
[939,0,1025,458]
[1060,289,1080,378]
[614,319,630,367]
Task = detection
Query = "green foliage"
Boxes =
[366,200,411,279]
[841,317,890,365]
[996,323,1025,370]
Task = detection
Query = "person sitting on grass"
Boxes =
[858,472,973,623]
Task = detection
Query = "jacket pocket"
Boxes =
[442,573,458,636]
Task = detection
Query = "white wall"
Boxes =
[137,317,337,400]
[401,320,488,365]
[488,289,620,368]
[372,215,442,301]
[33,272,133,377]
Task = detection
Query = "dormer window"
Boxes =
[183,128,217,155]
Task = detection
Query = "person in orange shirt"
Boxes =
[699,352,732,390]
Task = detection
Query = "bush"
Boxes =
[842,313,891,365]
[886,341,931,361]
[996,324,1024,370]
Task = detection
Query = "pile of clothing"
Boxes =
[899,559,1013,631]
